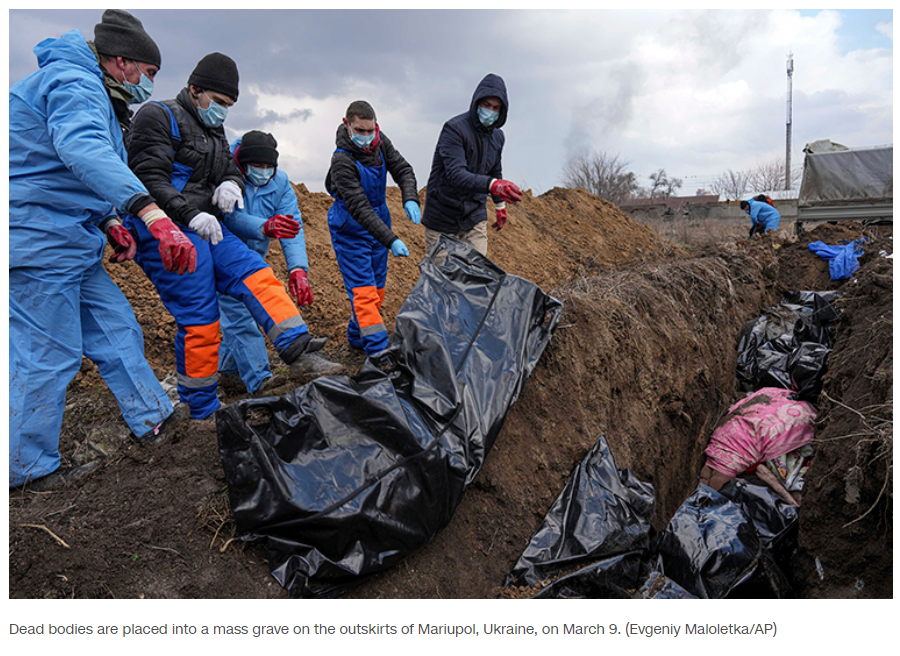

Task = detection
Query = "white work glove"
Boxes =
[189,212,223,245]
[212,180,244,214]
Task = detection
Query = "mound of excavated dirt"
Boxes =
[8,191,890,598]
[796,238,893,598]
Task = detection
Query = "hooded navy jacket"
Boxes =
[422,74,508,233]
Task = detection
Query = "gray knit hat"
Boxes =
[94,9,161,68]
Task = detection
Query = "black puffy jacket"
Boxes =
[325,124,419,248]
[126,87,244,226]
[422,74,508,233]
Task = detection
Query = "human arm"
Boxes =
[436,123,493,193]
[756,463,800,506]
[275,178,309,273]
[329,151,399,249]
[45,76,152,215]
[127,103,200,226]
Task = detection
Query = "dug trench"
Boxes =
[8,187,891,599]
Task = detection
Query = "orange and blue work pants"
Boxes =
[328,202,391,356]
[126,217,309,419]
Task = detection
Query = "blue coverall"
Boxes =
[746,198,781,233]
[328,149,392,355]
[124,102,311,419]
[9,30,172,486]
[218,138,310,393]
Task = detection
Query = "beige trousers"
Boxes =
[424,221,489,257]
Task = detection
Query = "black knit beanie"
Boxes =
[237,131,278,168]
[188,53,240,101]
[94,9,161,68]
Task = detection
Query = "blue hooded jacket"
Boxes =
[222,137,309,272]
[745,198,781,232]
[9,30,151,256]
[422,73,508,233]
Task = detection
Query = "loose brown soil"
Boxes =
[8,186,891,598]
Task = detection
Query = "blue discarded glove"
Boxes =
[390,239,409,257]
[404,200,421,225]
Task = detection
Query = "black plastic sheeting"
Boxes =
[532,551,646,599]
[736,290,840,401]
[506,434,655,588]
[719,475,800,574]
[217,236,562,597]
[654,485,794,599]
[637,571,696,599]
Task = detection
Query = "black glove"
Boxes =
[749,225,756,238]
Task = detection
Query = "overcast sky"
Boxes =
[9,8,893,195]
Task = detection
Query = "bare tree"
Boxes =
[648,168,683,198]
[711,169,751,200]
[562,151,641,205]
[750,158,802,192]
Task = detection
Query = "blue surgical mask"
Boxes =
[350,131,375,149]
[477,105,500,127]
[123,69,153,105]
[198,92,229,128]
[246,165,275,187]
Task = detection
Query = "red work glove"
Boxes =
[263,214,300,239]
[493,206,507,231]
[289,269,314,306]
[107,224,137,262]
[148,217,197,275]
[489,179,523,204]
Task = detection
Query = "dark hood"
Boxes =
[468,73,508,131]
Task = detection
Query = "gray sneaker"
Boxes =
[290,352,346,378]
[133,402,190,446]
[26,461,101,492]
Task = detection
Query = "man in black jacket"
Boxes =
[326,100,420,356]
[125,53,342,420]
[422,73,523,256]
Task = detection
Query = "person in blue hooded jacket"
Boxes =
[8,10,197,490]
[219,131,314,393]
[422,73,523,256]
[741,197,781,236]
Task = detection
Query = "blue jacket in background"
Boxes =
[222,137,308,272]
[745,198,781,233]
[9,30,151,245]
[423,73,508,233]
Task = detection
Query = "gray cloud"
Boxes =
[10,9,893,196]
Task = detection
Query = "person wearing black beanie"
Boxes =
[124,54,343,418]
[9,10,191,489]
[189,52,240,102]
[216,130,320,395]
[236,131,279,170]
[94,9,161,67]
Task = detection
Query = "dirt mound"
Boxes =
[8,190,890,599]
[796,238,893,598]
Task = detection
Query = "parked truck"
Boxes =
[795,142,892,235]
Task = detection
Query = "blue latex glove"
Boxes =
[404,200,421,225]
[390,239,409,257]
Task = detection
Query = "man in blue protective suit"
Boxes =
[125,54,343,420]
[218,131,316,394]
[9,10,197,490]
[325,100,421,357]
[741,197,781,237]
[422,73,523,256]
